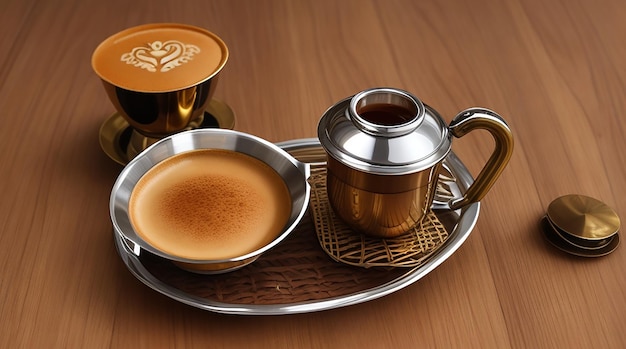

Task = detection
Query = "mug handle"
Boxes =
[448,108,514,210]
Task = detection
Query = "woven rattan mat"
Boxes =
[309,167,449,268]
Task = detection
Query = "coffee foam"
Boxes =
[92,23,228,92]
[129,149,292,260]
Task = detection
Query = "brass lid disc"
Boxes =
[547,194,620,240]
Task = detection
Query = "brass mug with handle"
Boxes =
[318,87,514,238]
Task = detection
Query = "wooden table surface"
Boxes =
[2,0,625,347]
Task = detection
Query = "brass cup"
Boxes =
[326,156,440,238]
[92,23,229,158]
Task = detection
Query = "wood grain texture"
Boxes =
[1,0,624,347]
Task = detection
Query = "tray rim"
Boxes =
[113,137,480,315]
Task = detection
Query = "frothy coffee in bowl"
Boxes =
[129,149,292,260]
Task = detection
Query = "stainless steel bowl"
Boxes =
[110,129,311,273]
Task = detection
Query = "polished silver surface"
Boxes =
[113,138,480,315]
[318,88,451,174]
[110,129,311,270]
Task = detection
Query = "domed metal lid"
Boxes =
[318,88,451,175]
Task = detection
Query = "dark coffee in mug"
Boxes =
[357,103,417,126]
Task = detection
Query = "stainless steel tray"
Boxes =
[113,138,479,315]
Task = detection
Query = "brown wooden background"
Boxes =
[1,0,625,347]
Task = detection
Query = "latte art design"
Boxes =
[121,40,201,72]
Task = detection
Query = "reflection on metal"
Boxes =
[542,194,620,257]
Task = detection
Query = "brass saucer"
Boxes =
[540,216,620,257]
[99,99,235,165]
